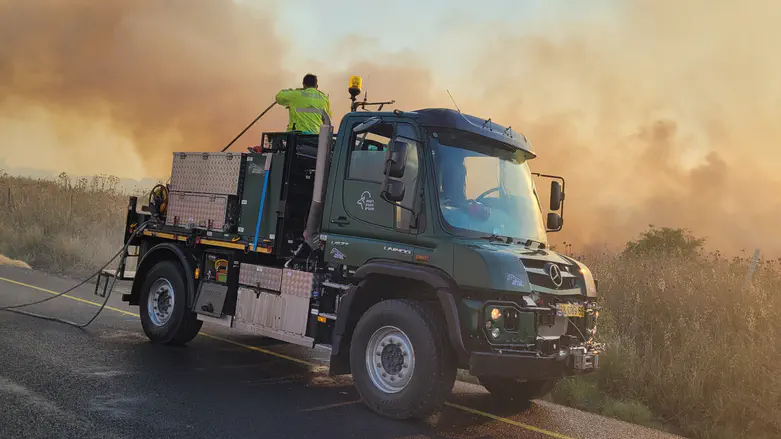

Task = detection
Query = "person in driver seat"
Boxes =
[440,153,468,209]
[439,152,492,222]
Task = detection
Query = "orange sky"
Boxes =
[1,0,779,256]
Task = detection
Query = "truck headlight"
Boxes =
[490,308,502,321]
[572,259,597,297]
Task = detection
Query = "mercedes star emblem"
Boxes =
[545,263,563,288]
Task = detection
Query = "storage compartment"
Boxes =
[233,288,313,347]
[236,133,319,258]
[237,153,278,245]
[165,191,238,232]
[238,263,282,291]
[231,269,315,348]
[169,152,246,195]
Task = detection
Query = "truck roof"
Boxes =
[346,108,535,157]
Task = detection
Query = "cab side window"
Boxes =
[340,119,423,233]
[346,123,393,183]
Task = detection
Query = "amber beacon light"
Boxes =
[349,75,363,98]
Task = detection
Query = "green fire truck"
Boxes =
[109,78,601,419]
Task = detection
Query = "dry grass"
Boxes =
[1,172,778,438]
[567,249,781,439]
[0,172,135,275]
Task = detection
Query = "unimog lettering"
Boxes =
[383,246,412,255]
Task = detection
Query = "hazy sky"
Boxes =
[272,0,619,95]
[273,0,616,71]
[0,0,617,179]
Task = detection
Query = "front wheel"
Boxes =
[477,376,558,404]
[139,260,202,345]
[350,299,456,419]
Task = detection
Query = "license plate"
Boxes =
[557,303,584,317]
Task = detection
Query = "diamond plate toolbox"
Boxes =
[238,264,282,291]
[169,152,245,195]
[165,191,231,231]
[280,269,315,298]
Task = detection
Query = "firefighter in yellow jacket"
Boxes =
[275,74,332,134]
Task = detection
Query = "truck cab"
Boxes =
[119,103,600,420]
[321,108,600,408]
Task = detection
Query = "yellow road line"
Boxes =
[0,276,322,369]
[0,277,138,317]
[198,333,321,368]
[0,275,575,439]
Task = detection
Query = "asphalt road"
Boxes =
[0,264,684,439]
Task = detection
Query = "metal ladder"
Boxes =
[93,245,139,298]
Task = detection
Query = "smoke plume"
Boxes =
[1,0,779,255]
[451,0,781,255]
[0,0,291,177]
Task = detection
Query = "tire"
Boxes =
[477,376,558,404]
[139,260,202,345]
[349,299,456,420]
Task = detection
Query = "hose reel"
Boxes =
[148,184,168,218]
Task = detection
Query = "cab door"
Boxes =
[342,120,394,229]
[323,116,422,266]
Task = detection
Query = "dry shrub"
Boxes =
[0,172,136,275]
[585,246,781,439]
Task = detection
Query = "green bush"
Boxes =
[573,226,781,438]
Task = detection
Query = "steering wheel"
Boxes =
[475,187,502,204]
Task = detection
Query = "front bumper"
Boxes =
[469,345,600,380]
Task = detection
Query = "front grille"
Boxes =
[527,271,578,290]
[518,258,550,269]
[520,258,580,291]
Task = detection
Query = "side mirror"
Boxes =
[384,140,408,179]
[547,212,562,230]
[382,180,406,202]
[353,117,381,134]
[550,180,563,211]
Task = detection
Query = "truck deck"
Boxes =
[139,223,274,254]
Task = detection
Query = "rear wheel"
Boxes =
[350,299,456,419]
[139,260,202,345]
[477,376,558,404]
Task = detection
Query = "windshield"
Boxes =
[428,128,548,245]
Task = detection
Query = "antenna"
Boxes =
[446,90,462,113]
[349,74,394,112]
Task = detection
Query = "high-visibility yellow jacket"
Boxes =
[275,87,332,134]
